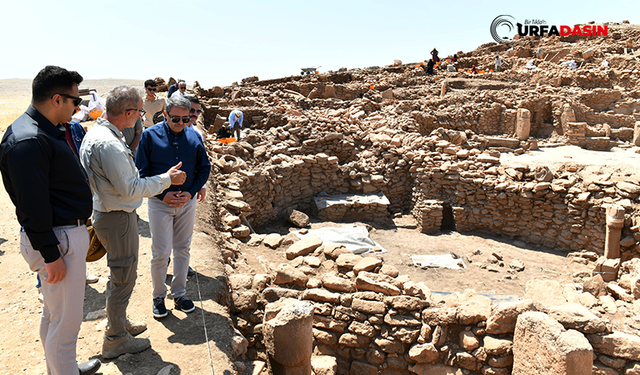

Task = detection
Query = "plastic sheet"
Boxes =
[410,254,466,270]
[295,224,386,255]
[314,192,389,210]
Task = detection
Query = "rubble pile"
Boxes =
[187,22,640,375]
[225,237,640,375]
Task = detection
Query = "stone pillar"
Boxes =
[513,312,592,375]
[440,81,447,98]
[560,104,576,135]
[263,299,314,375]
[566,122,587,147]
[634,121,640,146]
[604,204,625,259]
[515,108,531,141]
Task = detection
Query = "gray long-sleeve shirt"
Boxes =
[80,117,171,213]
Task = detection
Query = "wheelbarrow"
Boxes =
[300,66,321,75]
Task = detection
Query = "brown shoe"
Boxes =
[125,318,147,336]
[102,333,150,359]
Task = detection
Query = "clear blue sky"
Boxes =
[0,0,637,88]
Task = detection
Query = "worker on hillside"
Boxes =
[431,48,440,63]
[423,60,435,76]
[471,65,478,74]
[451,54,458,63]
[495,56,503,72]
[229,109,243,140]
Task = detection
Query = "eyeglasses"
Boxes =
[179,86,186,90]
[126,108,147,117]
[146,87,157,91]
[54,93,82,107]
[170,116,191,124]
[189,108,202,116]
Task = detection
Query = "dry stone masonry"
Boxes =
[186,21,640,375]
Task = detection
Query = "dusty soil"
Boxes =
[242,216,592,302]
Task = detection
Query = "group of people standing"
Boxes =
[0,66,212,375]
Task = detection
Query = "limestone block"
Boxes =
[287,209,310,228]
[591,363,619,375]
[264,233,283,249]
[321,275,356,293]
[458,293,492,325]
[348,320,376,337]
[483,335,513,356]
[587,331,640,360]
[408,343,439,364]
[263,299,314,375]
[634,121,640,146]
[386,295,428,311]
[524,279,566,308]
[301,289,341,304]
[408,363,464,375]
[353,257,382,275]
[335,253,364,269]
[274,264,309,287]
[460,330,480,351]
[582,274,607,298]
[546,303,607,334]
[351,298,386,315]
[311,356,337,375]
[232,225,251,238]
[513,312,592,375]
[323,244,351,259]
[381,88,394,100]
[355,271,401,296]
[286,235,323,260]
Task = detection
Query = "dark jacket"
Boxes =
[0,106,92,263]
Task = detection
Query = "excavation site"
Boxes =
[170,22,640,375]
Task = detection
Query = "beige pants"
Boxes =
[21,225,89,375]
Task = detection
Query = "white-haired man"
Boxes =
[80,86,186,359]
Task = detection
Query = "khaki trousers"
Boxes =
[92,210,138,341]
[21,224,89,375]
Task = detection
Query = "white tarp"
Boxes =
[314,192,390,210]
[72,91,105,122]
[295,224,386,254]
[411,254,466,270]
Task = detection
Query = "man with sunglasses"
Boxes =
[80,86,187,359]
[142,79,165,129]
[170,80,187,98]
[135,95,211,319]
[0,65,101,374]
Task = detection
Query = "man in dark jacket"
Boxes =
[0,65,100,375]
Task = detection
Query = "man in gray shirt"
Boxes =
[80,86,186,359]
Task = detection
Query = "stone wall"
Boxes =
[228,249,640,375]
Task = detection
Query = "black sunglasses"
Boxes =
[126,108,147,117]
[146,87,157,91]
[189,108,202,116]
[170,116,191,124]
[179,86,186,89]
[55,93,82,107]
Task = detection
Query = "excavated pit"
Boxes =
[191,23,640,375]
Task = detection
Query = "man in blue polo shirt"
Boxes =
[135,95,211,318]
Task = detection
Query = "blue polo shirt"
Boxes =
[135,121,211,200]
